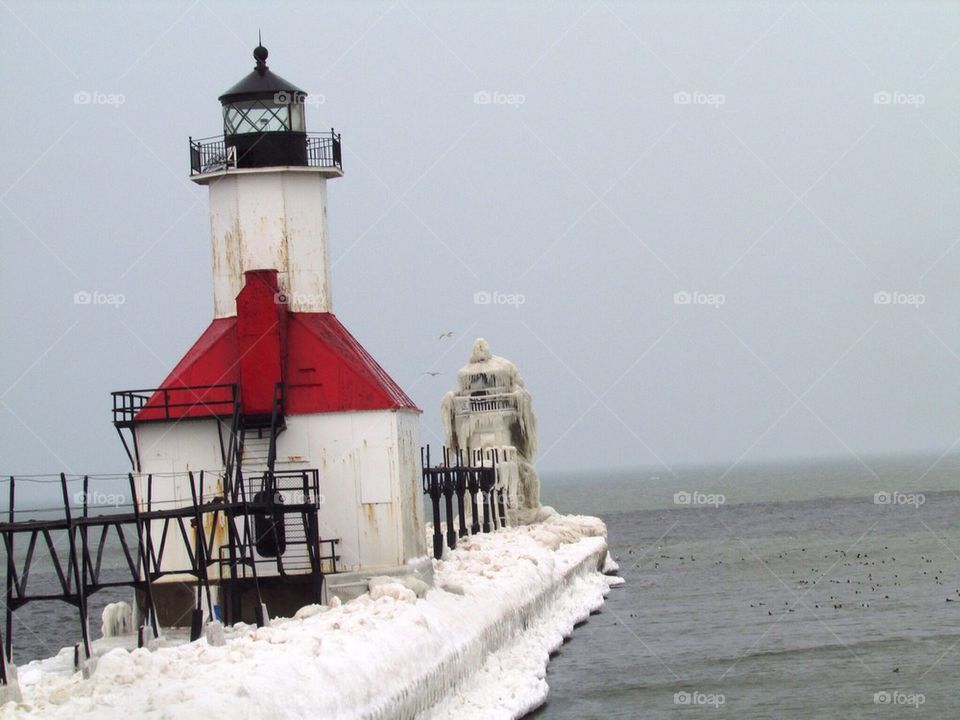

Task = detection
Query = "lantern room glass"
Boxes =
[223,99,305,135]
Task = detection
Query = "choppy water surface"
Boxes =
[535,455,960,718]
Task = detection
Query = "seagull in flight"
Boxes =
[438,331,455,340]
[422,371,442,377]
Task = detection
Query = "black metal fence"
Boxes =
[421,446,506,560]
[189,130,342,176]
[306,131,342,169]
[111,384,238,426]
[0,468,327,684]
[188,135,231,175]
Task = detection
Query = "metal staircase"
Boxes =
[222,383,333,579]
[238,429,275,488]
[107,381,337,628]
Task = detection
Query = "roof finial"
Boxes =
[253,33,268,74]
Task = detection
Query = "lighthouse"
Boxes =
[112,45,427,625]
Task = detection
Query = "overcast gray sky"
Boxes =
[3,1,960,486]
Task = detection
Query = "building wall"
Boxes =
[132,408,426,584]
[283,409,424,573]
[396,410,427,561]
[208,170,332,318]
[134,419,227,582]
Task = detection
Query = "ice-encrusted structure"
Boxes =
[100,603,133,638]
[441,338,541,512]
[5,511,620,720]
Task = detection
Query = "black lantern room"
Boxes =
[218,45,308,168]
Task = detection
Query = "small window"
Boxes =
[289,103,305,132]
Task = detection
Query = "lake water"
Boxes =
[533,454,960,718]
[7,454,960,718]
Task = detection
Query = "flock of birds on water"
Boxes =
[616,529,958,677]
[626,543,959,611]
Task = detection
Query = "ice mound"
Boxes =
[369,582,418,604]
[368,574,430,599]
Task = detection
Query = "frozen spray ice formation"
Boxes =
[441,338,541,515]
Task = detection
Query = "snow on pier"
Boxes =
[2,512,620,720]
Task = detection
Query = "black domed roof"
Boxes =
[218,45,306,103]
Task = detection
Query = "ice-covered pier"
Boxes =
[2,512,620,720]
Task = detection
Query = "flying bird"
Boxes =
[422,371,442,377]
[438,331,455,340]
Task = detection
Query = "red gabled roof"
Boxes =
[286,313,418,414]
[135,312,418,422]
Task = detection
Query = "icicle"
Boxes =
[440,391,458,451]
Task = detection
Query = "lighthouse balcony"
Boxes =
[454,392,519,415]
[189,130,343,179]
[111,383,239,427]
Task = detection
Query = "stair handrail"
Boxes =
[222,384,242,500]
[265,382,285,489]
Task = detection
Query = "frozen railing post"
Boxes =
[422,447,444,560]
[455,450,468,539]
[420,445,510,559]
[441,448,456,551]
[466,465,481,534]
[495,453,508,528]
[477,450,494,534]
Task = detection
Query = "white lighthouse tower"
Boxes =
[113,45,427,625]
[199,43,336,319]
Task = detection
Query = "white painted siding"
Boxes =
[133,410,426,582]
[134,419,227,580]
[207,170,332,318]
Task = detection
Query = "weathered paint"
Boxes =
[205,169,333,318]
[132,132,426,603]
[133,408,425,581]
[133,420,226,578]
